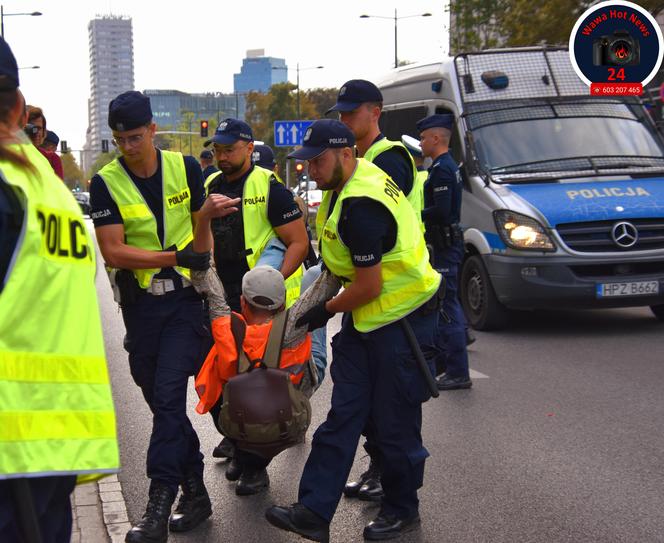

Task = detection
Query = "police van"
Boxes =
[377,46,664,329]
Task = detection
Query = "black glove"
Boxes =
[296,301,334,331]
[175,242,210,271]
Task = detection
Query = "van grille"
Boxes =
[556,219,664,252]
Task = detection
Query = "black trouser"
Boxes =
[0,475,77,543]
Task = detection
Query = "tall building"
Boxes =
[83,16,134,173]
[144,90,242,129]
[233,49,287,94]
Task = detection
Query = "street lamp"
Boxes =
[18,65,39,70]
[273,63,324,119]
[1,6,42,38]
[360,9,431,69]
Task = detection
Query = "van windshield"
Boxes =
[472,115,664,177]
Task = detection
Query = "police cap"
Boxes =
[108,91,153,131]
[252,144,276,169]
[44,130,60,146]
[416,113,455,132]
[0,37,19,90]
[287,119,355,161]
[205,118,253,146]
[401,134,422,158]
[199,149,213,159]
[326,79,383,114]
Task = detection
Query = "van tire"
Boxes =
[460,255,508,330]
[650,304,664,321]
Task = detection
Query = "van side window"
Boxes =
[379,106,428,141]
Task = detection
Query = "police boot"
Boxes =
[168,473,212,532]
[344,460,383,501]
[125,481,175,543]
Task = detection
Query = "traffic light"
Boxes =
[200,120,209,138]
[60,140,68,153]
[101,139,109,153]
[295,162,304,174]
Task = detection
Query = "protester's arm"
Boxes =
[283,269,341,348]
[191,268,231,321]
[274,220,309,279]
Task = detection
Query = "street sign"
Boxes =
[273,120,313,147]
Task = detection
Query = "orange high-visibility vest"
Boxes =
[194,313,311,414]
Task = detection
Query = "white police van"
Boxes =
[377,46,664,329]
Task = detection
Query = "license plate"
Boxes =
[596,281,659,298]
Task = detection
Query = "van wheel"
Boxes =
[650,304,664,321]
[460,255,508,330]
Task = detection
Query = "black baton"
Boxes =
[399,318,439,399]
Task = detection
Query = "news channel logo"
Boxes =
[569,0,663,86]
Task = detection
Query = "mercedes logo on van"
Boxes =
[611,221,638,248]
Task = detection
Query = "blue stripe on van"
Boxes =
[507,178,664,226]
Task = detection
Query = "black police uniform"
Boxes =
[422,150,470,381]
[90,150,211,487]
[90,92,213,542]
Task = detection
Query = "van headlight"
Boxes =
[493,210,555,251]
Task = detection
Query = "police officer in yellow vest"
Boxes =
[266,119,441,542]
[327,78,426,503]
[328,79,424,221]
[203,119,308,312]
[90,91,222,543]
[0,37,119,542]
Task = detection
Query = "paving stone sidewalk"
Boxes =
[70,475,130,543]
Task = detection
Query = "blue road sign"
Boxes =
[274,120,314,147]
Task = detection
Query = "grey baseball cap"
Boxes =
[242,265,286,310]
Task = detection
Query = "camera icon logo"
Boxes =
[593,30,640,66]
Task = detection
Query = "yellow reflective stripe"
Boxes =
[0,351,109,384]
[118,203,152,219]
[0,438,119,478]
[0,382,114,412]
[0,411,117,441]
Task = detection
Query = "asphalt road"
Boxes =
[93,238,664,542]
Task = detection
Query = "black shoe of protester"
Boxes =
[236,468,270,496]
[225,457,243,481]
[168,473,212,532]
[125,482,175,543]
[212,436,235,459]
[265,503,330,543]
[363,512,421,541]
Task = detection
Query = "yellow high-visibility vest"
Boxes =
[206,166,302,307]
[363,137,424,229]
[316,158,440,333]
[0,142,119,483]
[97,150,194,289]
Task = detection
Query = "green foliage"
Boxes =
[86,151,118,179]
[449,0,508,53]
[245,85,338,187]
[451,0,664,51]
[61,152,83,190]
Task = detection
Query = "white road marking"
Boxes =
[469,368,489,379]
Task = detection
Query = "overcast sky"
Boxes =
[4,0,449,153]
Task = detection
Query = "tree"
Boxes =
[305,88,338,118]
[61,152,84,190]
[86,151,118,179]
[449,0,508,54]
